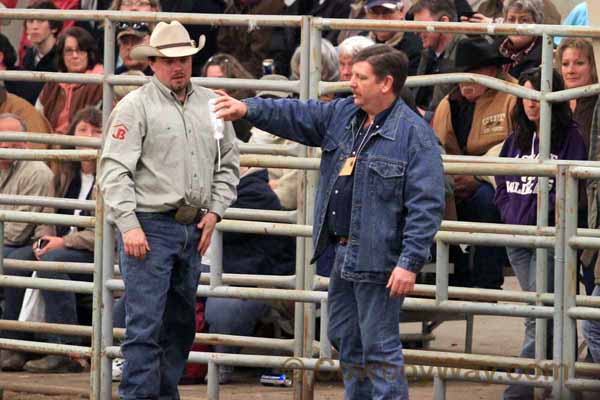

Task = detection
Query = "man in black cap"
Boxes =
[431,36,516,290]
[364,0,422,75]
[115,22,153,76]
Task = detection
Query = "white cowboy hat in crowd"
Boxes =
[130,20,205,61]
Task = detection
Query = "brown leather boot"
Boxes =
[0,350,27,371]
[23,355,84,373]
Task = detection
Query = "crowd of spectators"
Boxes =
[0,0,599,389]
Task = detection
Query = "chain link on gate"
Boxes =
[0,8,598,400]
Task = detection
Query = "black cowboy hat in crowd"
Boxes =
[453,36,512,73]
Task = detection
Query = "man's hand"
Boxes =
[34,236,65,260]
[212,93,248,122]
[454,175,481,200]
[386,267,416,298]
[197,212,219,256]
[123,228,150,260]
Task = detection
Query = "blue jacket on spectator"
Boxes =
[243,96,445,282]
[223,168,295,276]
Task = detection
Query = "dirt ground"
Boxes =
[0,277,594,399]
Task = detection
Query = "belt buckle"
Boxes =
[175,205,201,224]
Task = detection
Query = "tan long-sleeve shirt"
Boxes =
[0,160,54,246]
[99,76,240,234]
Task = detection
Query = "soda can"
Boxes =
[260,373,292,387]
[262,58,275,76]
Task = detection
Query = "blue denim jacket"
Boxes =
[244,96,445,283]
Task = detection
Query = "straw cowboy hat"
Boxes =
[130,20,205,61]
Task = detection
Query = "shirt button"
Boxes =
[352,151,356,155]
[332,211,336,215]
[334,190,339,194]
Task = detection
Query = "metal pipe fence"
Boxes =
[0,9,598,400]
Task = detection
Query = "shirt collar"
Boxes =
[151,75,194,103]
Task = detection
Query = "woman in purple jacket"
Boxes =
[495,67,587,400]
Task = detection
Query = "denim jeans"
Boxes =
[583,286,600,362]
[0,246,94,344]
[118,212,202,400]
[454,183,506,289]
[205,297,270,354]
[327,243,407,400]
[503,247,555,400]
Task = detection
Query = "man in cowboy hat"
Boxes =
[99,21,239,399]
[431,36,516,290]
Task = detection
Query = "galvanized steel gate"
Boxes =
[0,8,598,400]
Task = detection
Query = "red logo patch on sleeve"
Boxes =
[111,124,128,141]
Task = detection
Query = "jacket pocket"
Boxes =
[368,159,406,201]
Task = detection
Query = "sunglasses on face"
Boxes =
[117,22,151,34]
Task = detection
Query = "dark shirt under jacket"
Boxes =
[16,46,58,105]
[325,101,396,238]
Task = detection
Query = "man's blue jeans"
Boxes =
[583,285,600,362]
[117,212,201,400]
[327,243,408,400]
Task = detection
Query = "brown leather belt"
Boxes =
[174,205,207,225]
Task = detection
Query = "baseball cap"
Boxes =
[117,22,151,41]
[365,0,403,10]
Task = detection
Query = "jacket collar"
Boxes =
[348,96,404,141]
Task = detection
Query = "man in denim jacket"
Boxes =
[215,44,444,399]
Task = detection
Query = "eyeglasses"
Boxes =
[63,48,87,57]
[117,22,151,34]
[121,0,152,6]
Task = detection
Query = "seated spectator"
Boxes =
[249,74,300,210]
[16,1,62,104]
[338,35,375,82]
[0,107,102,373]
[115,22,152,75]
[204,165,295,384]
[411,0,463,121]
[467,0,560,25]
[36,27,103,134]
[17,0,77,64]
[289,38,339,101]
[556,38,598,151]
[554,2,589,46]
[201,53,255,142]
[0,34,30,102]
[431,36,516,289]
[0,114,53,256]
[495,67,587,400]
[364,0,422,76]
[217,0,286,78]
[495,0,544,79]
[201,53,256,100]
[0,85,52,149]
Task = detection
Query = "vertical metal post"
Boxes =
[433,376,446,400]
[207,360,220,400]
[435,241,449,303]
[91,193,105,400]
[535,34,554,379]
[293,15,311,400]
[210,230,223,288]
[562,168,578,400]
[319,299,332,360]
[96,18,115,400]
[552,166,566,399]
[300,16,321,400]
[100,216,115,400]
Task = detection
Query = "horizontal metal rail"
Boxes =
[224,208,297,224]
[0,194,96,211]
[0,275,93,293]
[0,148,97,161]
[0,9,303,26]
[0,132,102,148]
[315,17,600,38]
[0,210,94,228]
[239,143,300,156]
[0,338,90,357]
